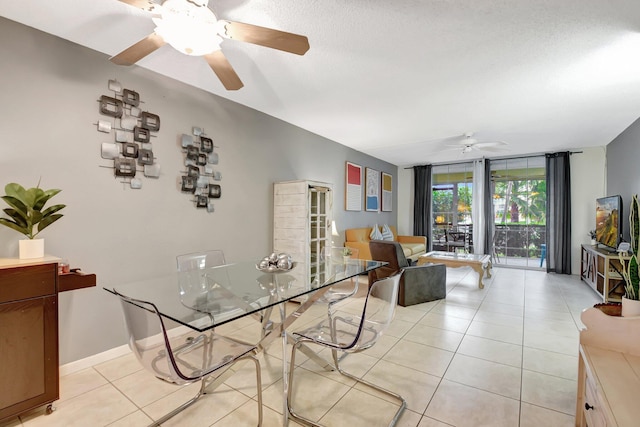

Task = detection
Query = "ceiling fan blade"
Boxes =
[118,0,158,12]
[204,51,244,90]
[222,21,310,55]
[473,141,508,149]
[110,33,166,65]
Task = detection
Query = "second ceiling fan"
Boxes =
[445,132,508,155]
[112,0,310,90]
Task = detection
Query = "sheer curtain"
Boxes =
[413,165,432,250]
[471,159,486,253]
[546,152,572,274]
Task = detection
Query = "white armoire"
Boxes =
[273,180,333,287]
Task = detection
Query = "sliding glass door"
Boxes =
[490,157,546,269]
[431,163,474,252]
[427,157,547,269]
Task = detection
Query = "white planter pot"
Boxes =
[621,296,640,317]
[19,238,44,259]
[591,239,597,245]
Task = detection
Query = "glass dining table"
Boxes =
[104,257,386,425]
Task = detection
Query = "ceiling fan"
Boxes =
[445,132,508,155]
[111,0,310,90]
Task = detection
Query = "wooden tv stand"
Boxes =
[580,244,630,302]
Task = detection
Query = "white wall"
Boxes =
[0,18,396,363]
[571,147,607,274]
[396,167,413,235]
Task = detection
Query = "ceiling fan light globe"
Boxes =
[154,0,221,56]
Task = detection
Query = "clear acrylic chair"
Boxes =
[176,250,227,314]
[176,250,273,336]
[115,291,263,427]
[317,246,361,311]
[287,271,406,426]
[176,250,226,272]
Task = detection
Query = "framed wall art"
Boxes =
[381,172,393,212]
[365,167,380,212]
[345,161,362,211]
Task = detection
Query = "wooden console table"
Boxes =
[580,244,630,302]
[0,257,96,423]
[576,307,640,426]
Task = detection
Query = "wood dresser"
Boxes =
[0,257,95,423]
[576,307,640,427]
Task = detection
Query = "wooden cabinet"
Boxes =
[580,244,630,302]
[0,260,59,422]
[0,258,96,423]
[576,308,640,427]
[273,180,333,287]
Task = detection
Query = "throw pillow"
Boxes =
[370,224,383,240]
[381,224,394,241]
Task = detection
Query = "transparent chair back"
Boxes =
[176,250,227,313]
[318,246,361,304]
[297,271,401,351]
[116,292,263,426]
[287,272,405,426]
[118,293,252,384]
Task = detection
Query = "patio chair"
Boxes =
[287,272,406,426]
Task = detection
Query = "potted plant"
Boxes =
[620,194,640,316]
[0,182,66,259]
[342,247,352,262]
[589,230,597,245]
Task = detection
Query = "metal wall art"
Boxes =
[179,127,221,213]
[96,79,161,189]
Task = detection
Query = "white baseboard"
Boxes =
[59,344,131,377]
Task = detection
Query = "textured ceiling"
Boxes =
[2,0,640,165]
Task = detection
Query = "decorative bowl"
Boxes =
[256,262,297,274]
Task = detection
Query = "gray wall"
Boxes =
[0,17,396,363]
[606,116,640,242]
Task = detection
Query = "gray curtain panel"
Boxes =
[413,165,432,250]
[483,159,494,256]
[546,152,572,274]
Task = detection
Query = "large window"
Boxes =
[429,157,547,269]
[490,157,546,268]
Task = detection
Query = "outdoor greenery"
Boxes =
[432,179,547,226]
[494,179,546,225]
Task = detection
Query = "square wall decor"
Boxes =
[96,79,161,189]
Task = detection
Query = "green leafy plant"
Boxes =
[621,194,640,300]
[0,182,66,239]
[342,247,352,256]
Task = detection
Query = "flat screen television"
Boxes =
[595,195,622,250]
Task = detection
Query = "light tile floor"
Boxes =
[1,266,601,427]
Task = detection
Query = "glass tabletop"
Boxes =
[104,258,386,332]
